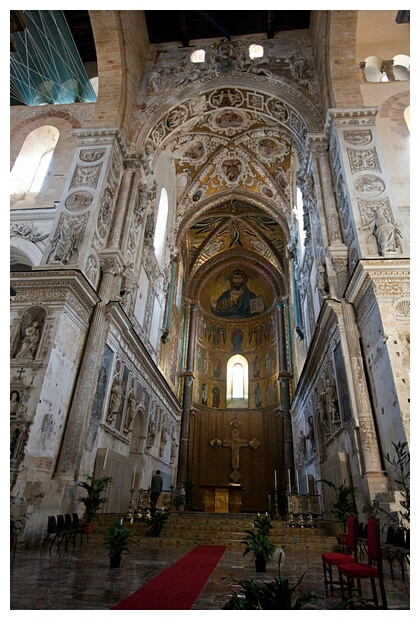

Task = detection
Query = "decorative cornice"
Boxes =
[10,269,99,324]
[325,108,378,137]
[345,258,410,307]
[74,128,128,157]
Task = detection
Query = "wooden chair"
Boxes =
[321,514,358,595]
[337,517,387,609]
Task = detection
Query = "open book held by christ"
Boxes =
[250,296,265,314]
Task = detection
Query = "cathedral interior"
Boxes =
[10,10,410,547]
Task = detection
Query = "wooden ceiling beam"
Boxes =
[179,11,190,48]
[267,10,275,39]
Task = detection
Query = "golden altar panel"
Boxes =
[200,484,243,513]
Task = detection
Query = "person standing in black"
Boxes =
[150,469,163,510]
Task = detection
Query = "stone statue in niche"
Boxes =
[107,367,122,425]
[316,259,328,296]
[16,319,41,359]
[123,384,136,434]
[307,415,316,453]
[210,270,264,319]
[322,378,341,426]
[159,424,168,457]
[371,207,402,255]
[146,418,156,448]
[298,429,307,460]
[10,390,20,416]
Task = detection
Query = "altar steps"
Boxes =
[90,512,340,553]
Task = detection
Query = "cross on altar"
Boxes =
[16,367,26,380]
[219,417,260,482]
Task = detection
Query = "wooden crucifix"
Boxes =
[211,417,260,482]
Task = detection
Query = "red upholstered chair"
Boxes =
[337,517,387,609]
[321,514,358,595]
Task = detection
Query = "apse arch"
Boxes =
[188,249,285,310]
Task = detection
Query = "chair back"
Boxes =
[72,513,80,528]
[56,514,65,532]
[367,517,381,564]
[347,514,358,557]
[47,515,57,533]
[64,513,73,530]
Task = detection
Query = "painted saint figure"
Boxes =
[211,269,263,319]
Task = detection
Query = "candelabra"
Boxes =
[125,488,136,520]
[297,494,305,527]
[286,493,295,527]
[306,494,314,528]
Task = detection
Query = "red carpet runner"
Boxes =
[112,544,227,610]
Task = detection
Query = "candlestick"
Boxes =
[132,466,136,488]
[296,469,300,494]
[306,471,309,495]
[288,468,291,494]
[274,469,277,489]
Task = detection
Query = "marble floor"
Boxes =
[10,536,410,613]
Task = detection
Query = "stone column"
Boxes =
[107,160,138,249]
[340,300,384,492]
[55,253,124,480]
[276,300,295,490]
[176,303,198,488]
[309,137,349,297]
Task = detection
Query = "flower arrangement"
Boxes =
[145,508,169,537]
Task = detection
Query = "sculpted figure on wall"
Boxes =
[159,424,168,457]
[363,206,402,256]
[107,367,122,425]
[322,378,340,426]
[146,418,156,448]
[16,319,41,359]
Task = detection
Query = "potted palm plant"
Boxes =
[103,518,135,568]
[242,513,276,572]
[77,475,113,533]
[319,479,357,544]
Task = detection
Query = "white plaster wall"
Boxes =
[25,310,87,470]
[360,303,407,461]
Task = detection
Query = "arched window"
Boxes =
[191,49,205,63]
[249,44,264,59]
[10,125,59,205]
[153,188,169,264]
[29,149,54,192]
[232,363,244,398]
[295,186,306,255]
[227,354,248,407]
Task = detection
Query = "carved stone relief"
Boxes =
[47,212,89,264]
[97,188,114,240]
[69,162,103,190]
[65,191,93,211]
[348,147,381,174]
[79,148,105,163]
[10,222,49,244]
[343,130,373,146]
